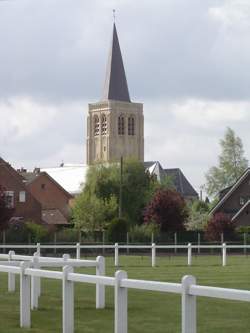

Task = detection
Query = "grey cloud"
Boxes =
[0,0,250,102]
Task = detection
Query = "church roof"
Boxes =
[164,168,198,198]
[102,23,131,102]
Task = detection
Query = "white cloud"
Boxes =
[170,99,250,129]
[209,1,250,30]
[0,97,57,140]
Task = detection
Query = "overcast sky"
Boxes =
[1,0,250,193]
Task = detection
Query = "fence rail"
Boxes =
[0,242,250,268]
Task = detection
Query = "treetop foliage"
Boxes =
[205,127,248,197]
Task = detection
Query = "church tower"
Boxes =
[86,23,144,165]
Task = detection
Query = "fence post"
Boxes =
[8,250,15,292]
[36,245,41,297]
[152,243,156,267]
[96,256,105,309]
[3,230,6,254]
[126,232,129,255]
[222,243,227,266]
[115,270,128,333]
[76,243,81,260]
[63,253,70,262]
[36,243,41,256]
[151,232,154,244]
[221,233,224,244]
[174,232,177,254]
[244,233,247,256]
[102,231,105,255]
[115,243,119,267]
[182,275,196,333]
[54,232,57,255]
[188,243,192,266]
[31,253,39,310]
[197,233,200,254]
[20,261,31,328]
[62,265,74,333]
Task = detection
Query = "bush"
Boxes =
[130,223,160,243]
[144,189,188,232]
[205,213,236,241]
[107,218,128,242]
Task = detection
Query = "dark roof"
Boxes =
[102,23,131,102]
[42,209,68,225]
[144,161,166,182]
[164,168,198,198]
[144,161,198,198]
[210,168,250,215]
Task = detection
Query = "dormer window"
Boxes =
[94,115,100,136]
[101,114,107,135]
[118,115,125,135]
[128,116,135,135]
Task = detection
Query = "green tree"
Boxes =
[72,160,157,231]
[205,127,248,197]
[72,193,117,232]
[185,200,210,231]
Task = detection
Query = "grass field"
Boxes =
[0,254,250,332]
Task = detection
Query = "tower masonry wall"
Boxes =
[87,100,144,164]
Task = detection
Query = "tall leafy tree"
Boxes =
[72,160,157,231]
[205,127,248,197]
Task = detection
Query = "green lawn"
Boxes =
[0,255,250,332]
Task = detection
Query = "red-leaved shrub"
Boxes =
[144,189,188,232]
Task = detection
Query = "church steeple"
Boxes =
[102,23,131,102]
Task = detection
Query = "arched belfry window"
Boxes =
[101,114,107,135]
[128,116,135,135]
[94,115,100,136]
[118,115,125,135]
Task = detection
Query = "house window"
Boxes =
[94,115,100,136]
[128,116,135,135]
[41,184,46,190]
[4,191,14,208]
[239,197,245,206]
[118,115,125,135]
[101,114,107,135]
[19,191,26,203]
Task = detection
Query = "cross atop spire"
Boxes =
[102,23,131,102]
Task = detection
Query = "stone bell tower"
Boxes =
[86,23,144,165]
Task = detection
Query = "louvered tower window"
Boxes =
[94,115,100,136]
[128,116,135,135]
[118,115,125,135]
[101,114,107,135]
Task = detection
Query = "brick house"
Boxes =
[210,168,250,226]
[20,169,73,226]
[0,157,41,224]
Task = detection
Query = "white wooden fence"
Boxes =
[0,251,105,310]
[0,259,250,333]
[0,242,248,267]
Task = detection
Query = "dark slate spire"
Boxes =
[102,23,131,102]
